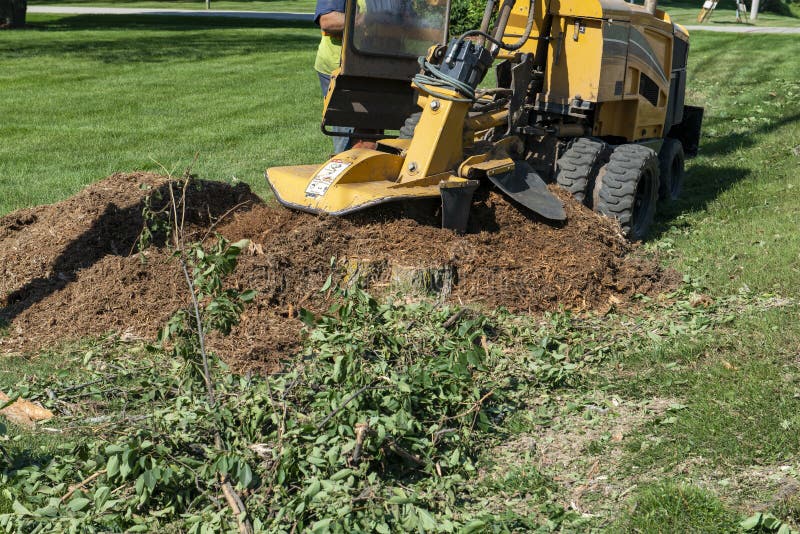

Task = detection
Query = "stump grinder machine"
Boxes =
[266,0,703,239]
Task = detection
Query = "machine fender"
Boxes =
[488,162,566,222]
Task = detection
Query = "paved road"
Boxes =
[28,5,314,21]
[27,6,800,31]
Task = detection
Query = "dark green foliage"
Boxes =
[0,0,26,28]
[449,0,486,36]
[760,0,798,16]
[0,275,588,531]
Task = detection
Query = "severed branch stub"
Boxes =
[441,309,466,329]
[352,423,371,466]
[385,438,427,467]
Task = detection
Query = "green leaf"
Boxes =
[417,508,436,530]
[143,470,157,492]
[11,500,32,516]
[310,518,333,533]
[94,486,111,507]
[461,520,487,533]
[106,455,120,478]
[239,289,257,302]
[303,479,321,499]
[299,308,317,327]
[321,274,333,292]
[67,497,91,512]
[35,505,59,518]
[330,468,352,481]
[237,462,254,489]
[120,457,132,480]
[105,445,125,456]
[741,513,762,530]
[135,474,146,496]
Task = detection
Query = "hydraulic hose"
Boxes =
[491,0,517,49]
[497,0,536,52]
[476,0,497,47]
[412,0,535,102]
[413,57,477,102]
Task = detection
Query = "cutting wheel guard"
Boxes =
[488,162,566,222]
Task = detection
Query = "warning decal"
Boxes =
[305,160,351,198]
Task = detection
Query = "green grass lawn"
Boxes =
[26,0,800,26]
[1,14,325,215]
[28,0,317,12]
[2,13,800,531]
[660,0,800,26]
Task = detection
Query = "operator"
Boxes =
[314,0,354,154]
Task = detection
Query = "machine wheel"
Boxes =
[658,138,685,201]
[398,112,422,139]
[555,138,611,205]
[593,144,660,241]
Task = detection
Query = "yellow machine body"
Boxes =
[266,0,697,228]
[499,0,689,140]
[268,87,478,214]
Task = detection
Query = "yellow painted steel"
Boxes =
[267,0,687,216]
[268,149,447,215]
[500,0,677,141]
[266,90,473,215]
[398,90,471,182]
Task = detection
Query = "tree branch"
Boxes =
[61,469,107,503]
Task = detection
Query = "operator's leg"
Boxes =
[317,72,354,154]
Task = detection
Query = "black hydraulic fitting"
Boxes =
[438,39,494,90]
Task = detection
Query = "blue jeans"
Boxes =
[318,71,354,154]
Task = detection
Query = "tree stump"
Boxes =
[342,257,456,300]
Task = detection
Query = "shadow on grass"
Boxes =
[31,13,314,30]
[650,110,800,238]
[650,163,749,239]
[4,15,318,62]
[701,111,800,158]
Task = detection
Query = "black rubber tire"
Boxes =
[593,144,660,241]
[555,138,611,205]
[658,138,685,201]
[398,112,422,139]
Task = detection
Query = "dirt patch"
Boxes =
[0,173,678,372]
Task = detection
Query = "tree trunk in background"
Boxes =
[0,0,27,27]
[750,0,760,20]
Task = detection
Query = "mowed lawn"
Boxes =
[659,0,800,26]
[0,14,327,215]
[25,0,800,25]
[2,15,799,295]
[2,15,800,529]
[28,0,318,12]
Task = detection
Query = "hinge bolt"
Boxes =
[407,161,418,172]
[430,100,440,111]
